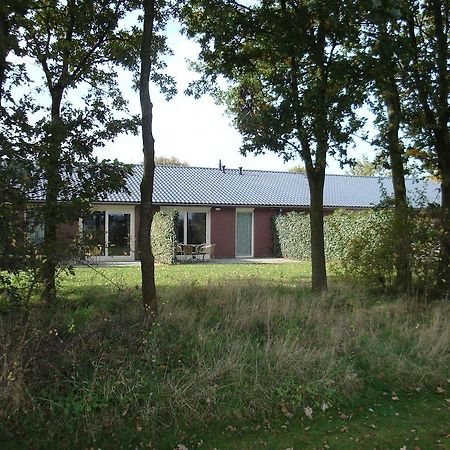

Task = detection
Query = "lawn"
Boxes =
[1,262,449,449]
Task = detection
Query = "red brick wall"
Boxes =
[211,207,236,258]
[253,208,277,257]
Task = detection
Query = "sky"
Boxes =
[94,21,375,174]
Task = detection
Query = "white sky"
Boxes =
[94,21,375,174]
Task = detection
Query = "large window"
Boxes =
[26,209,45,245]
[187,212,206,244]
[83,211,106,256]
[173,208,210,245]
[82,207,134,260]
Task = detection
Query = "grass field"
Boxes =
[1,262,449,449]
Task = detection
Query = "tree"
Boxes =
[182,0,365,291]
[139,0,158,319]
[402,0,449,293]
[154,155,190,166]
[347,155,380,176]
[9,1,139,301]
[364,2,412,291]
[288,165,306,173]
[0,1,33,107]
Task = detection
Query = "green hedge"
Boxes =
[273,208,442,291]
[151,210,178,264]
[273,209,394,262]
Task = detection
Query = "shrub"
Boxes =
[273,208,442,292]
[151,210,178,264]
[273,212,310,260]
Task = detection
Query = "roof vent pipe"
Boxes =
[239,166,243,175]
[222,165,226,173]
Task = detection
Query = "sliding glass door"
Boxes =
[83,207,134,261]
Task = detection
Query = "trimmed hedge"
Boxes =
[151,210,178,264]
[273,209,395,262]
[273,208,442,291]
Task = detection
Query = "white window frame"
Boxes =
[235,208,254,258]
[161,206,211,245]
[80,205,136,262]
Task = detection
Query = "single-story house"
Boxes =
[70,165,441,262]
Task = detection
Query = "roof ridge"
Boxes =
[135,164,438,183]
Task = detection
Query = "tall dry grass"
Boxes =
[1,281,449,444]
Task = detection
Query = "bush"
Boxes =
[151,210,178,264]
[273,212,310,260]
[273,208,442,292]
[329,209,397,288]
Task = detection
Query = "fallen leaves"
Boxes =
[304,406,313,419]
[280,403,293,418]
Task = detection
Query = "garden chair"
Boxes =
[176,243,185,260]
[183,244,198,262]
[198,244,215,262]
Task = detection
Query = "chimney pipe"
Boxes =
[239,166,243,175]
[218,159,222,170]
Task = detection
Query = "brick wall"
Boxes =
[211,207,236,258]
[56,221,79,244]
[253,208,277,257]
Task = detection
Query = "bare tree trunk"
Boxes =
[382,81,411,292]
[435,128,450,296]
[307,170,327,292]
[41,89,63,302]
[139,0,157,320]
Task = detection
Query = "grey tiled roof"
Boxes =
[102,165,442,209]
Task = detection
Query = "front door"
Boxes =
[236,210,253,257]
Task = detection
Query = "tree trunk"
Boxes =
[139,0,157,320]
[307,170,327,293]
[435,128,450,296]
[41,89,64,302]
[381,80,411,292]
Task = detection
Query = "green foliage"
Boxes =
[273,209,442,292]
[154,156,189,166]
[273,212,311,261]
[151,210,177,264]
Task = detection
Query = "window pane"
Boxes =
[26,210,44,245]
[108,213,131,256]
[187,212,206,244]
[83,211,105,256]
[176,213,185,243]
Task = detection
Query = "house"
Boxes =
[78,165,441,262]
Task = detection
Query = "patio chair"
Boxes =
[183,244,198,262]
[198,244,215,262]
[176,243,185,260]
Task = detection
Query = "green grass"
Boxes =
[1,262,449,449]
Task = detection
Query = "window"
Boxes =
[26,210,44,245]
[170,208,210,245]
[83,211,106,256]
[187,212,206,244]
